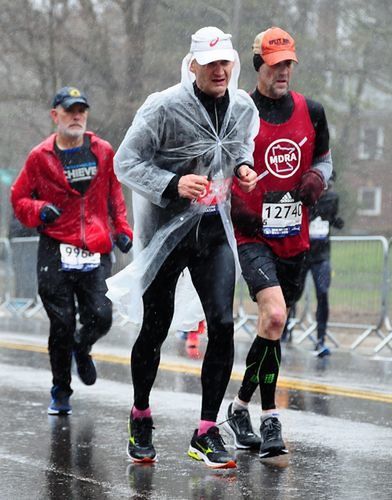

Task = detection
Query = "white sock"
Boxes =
[261,409,280,421]
[233,396,249,412]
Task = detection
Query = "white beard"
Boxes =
[58,123,86,140]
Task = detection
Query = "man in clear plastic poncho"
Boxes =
[106,26,259,469]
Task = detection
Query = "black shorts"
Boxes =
[238,242,308,307]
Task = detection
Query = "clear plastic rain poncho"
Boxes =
[106,47,259,329]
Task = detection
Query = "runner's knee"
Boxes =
[207,315,234,340]
[91,306,112,335]
[261,306,287,338]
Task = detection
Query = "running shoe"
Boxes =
[127,415,157,463]
[186,331,200,349]
[188,426,236,469]
[74,348,97,385]
[315,344,331,358]
[224,403,261,449]
[259,416,288,459]
[47,386,72,415]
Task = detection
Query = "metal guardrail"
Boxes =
[299,236,389,351]
[0,236,13,306]
[374,237,392,353]
[7,236,41,315]
[2,235,392,355]
[291,273,340,349]
[234,235,392,354]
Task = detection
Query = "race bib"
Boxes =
[262,191,302,238]
[60,243,101,272]
[309,216,330,240]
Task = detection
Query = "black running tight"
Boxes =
[131,216,236,422]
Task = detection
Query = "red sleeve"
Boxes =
[10,152,47,228]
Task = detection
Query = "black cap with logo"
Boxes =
[52,86,89,109]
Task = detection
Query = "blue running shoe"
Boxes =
[73,348,97,385]
[314,344,331,358]
[47,386,72,415]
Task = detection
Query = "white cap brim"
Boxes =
[193,48,236,65]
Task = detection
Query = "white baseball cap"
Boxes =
[190,27,236,65]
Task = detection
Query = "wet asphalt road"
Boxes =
[0,317,392,500]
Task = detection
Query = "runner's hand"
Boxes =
[333,217,344,230]
[39,204,62,223]
[115,233,133,253]
[178,174,209,200]
[237,165,257,193]
[299,169,325,207]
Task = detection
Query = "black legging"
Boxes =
[131,215,236,421]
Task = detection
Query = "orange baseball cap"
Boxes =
[252,27,298,66]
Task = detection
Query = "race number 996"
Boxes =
[60,243,100,270]
[64,246,94,258]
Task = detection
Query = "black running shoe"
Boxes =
[188,426,236,469]
[259,416,288,459]
[127,415,157,463]
[224,403,261,449]
[74,349,97,385]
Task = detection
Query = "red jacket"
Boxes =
[11,132,133,254]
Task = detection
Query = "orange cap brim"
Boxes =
[262,50,298,66]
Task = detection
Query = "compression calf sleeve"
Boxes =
[238,336,281,410]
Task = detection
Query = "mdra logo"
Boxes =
[264,138,302,178]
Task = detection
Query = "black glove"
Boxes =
[115,233,133,253]
[333,217,344,230]
[39,204,62,223]
[298,169,325,207]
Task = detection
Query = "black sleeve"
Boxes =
[162,175,180,200]
[305,98,330,158]
[330,194,343,227]
[313,191,339,223]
